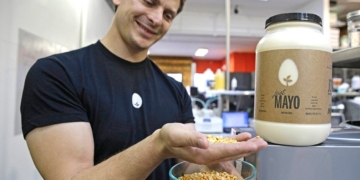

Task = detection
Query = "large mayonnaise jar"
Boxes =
[254,13,332,146]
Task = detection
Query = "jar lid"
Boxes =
[347,10,360,20]
[265,12,322,29]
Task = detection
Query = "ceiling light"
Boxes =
[147,50,150,55]
[195,48,208,57]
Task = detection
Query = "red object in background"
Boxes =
[230,52,255,73]
[193,59,223,73]
[221,64,226,71]
[194,52,255,73]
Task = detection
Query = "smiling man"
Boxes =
[21,0,267,179]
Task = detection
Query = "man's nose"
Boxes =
[148,8,163,26]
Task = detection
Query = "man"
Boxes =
[21,0,268,179]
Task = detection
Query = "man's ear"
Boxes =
[112,0,121,6]
[112,0,121,12]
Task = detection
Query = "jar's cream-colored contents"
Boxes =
[255,21,332,146]
[347,10,360,47]
[348,30,360,47]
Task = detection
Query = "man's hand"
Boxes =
[157,123,268,165]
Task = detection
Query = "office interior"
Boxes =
[1,0,360,179]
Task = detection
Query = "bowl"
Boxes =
[169,159,256,180]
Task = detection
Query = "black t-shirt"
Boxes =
[21,41,195,179]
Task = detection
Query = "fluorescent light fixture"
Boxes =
[195,48,208,57]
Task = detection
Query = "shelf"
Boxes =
[206,90,255,96]
[330,21,346,28]
[332,92,360,97]
[332,47,360,68]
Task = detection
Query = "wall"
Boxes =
[296,0,330,40]
[151,56,193,87]
[230,52,255,73]
[193,59,224,73]
[0,0,113,179]
[194,52,255,73]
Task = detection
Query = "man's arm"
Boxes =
[26,122,266,180]
[26,122,165,180]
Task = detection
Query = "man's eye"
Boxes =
[165,14,173,20]
[145,0,153,6]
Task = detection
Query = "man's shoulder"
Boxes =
[147,59,186,90]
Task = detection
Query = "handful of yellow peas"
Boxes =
[178,170,242,180]
[206,135,238,144]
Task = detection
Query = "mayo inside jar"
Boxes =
[254,13,333,146]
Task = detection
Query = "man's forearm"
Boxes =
[71,130,165,180]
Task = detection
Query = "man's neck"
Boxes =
[100,28,148,63]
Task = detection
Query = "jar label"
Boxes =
[349,31,360,47]
[255,49,332,124]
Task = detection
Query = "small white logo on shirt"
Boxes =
[132,93,142,108]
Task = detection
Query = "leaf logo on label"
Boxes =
[132,93,142,108]
[278,59,298,86]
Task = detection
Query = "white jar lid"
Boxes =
[347,10,360,20]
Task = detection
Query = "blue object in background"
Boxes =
[222,111,249,131]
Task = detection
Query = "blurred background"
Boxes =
[1,0,360,179]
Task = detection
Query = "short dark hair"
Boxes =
[177,0,186,14]
[115,0,186,14]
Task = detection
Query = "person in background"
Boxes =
[21,0,268,179]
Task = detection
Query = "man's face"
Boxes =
[114,0,180,51]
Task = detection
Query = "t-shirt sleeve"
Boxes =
[21,57,88,139]
[179,84,195,124]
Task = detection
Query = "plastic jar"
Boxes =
[214,68,225,90]
[254,13,333,146]
[347,10,360,47]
